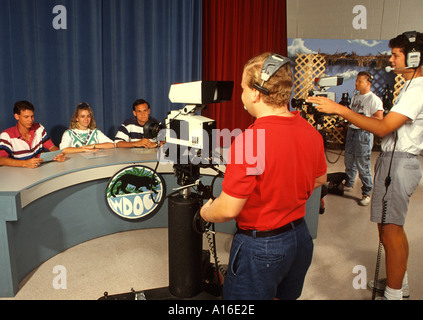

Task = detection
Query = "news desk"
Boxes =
[0,148,321,297]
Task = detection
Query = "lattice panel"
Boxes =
[292,54,409,148]
[293,53,326,99]
[293,53,345,145]
[394,74,406,103]
[325,119,345,145]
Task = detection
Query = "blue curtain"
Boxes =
[0,0,202,144]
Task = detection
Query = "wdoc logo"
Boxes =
[106,166,166,221]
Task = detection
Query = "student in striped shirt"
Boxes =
[114,99,160,149]
[0,101,65,168]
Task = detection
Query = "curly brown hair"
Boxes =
[243,52,293,108]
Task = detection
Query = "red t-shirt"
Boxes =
[222,112,327,231]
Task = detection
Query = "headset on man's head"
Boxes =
[253,54,292,95]
[403,31,422,68]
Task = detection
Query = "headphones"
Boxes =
[358,71,374,83]
[253,54,292,95]
[403,31,421,68]
[364,72,374,83]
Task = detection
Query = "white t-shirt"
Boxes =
[60,128,113,149]
[381,76,423,155]
[349,91,383,129]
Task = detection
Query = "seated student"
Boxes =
[115,99,160,148]
[0,100,66,168]
[59,102,115,153]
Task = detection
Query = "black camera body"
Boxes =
[291,90,327,125]
[291,76,344,125]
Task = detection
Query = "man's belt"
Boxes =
[236,218,304,238]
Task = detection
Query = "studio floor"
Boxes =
[3,151,423,300]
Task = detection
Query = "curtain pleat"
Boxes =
[0,0,202,145]
[0,0,287,146]
[202,0,287,136]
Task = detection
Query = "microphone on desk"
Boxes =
[385,66,415,72]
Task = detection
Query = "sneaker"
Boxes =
[339,183,353,192]
[368,278,410,299]
[358,195,370,206]
[368,278,387,294]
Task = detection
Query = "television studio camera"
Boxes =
[291,76,344,126]
[144,81,233,190]
[101,81,234,300]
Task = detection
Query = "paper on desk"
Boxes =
[80,152,109,159]
[40,150,63,162]
[132,148,156,154]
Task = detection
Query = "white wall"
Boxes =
[287,0,423,40]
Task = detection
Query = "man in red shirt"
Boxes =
[0,101,65,168]
[200,53,327,300]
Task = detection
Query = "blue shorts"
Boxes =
[222,220,314,300]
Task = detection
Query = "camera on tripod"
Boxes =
[291,76,344,125]
[101,81,234,301]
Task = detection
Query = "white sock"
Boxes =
[384,285,403,300]
[402,271,410,297]
[402,271,408,287]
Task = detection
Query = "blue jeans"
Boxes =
[344,128,374,196]
[222,220,314,300]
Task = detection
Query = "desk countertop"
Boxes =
[0,148,226,208]
[0,148,164,193]
[0,148,182,209]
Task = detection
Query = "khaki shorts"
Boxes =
[371,152,422,226]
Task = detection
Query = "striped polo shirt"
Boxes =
[0,123,54,160]
[114,117,158,143]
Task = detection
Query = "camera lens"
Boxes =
[144,119,165,139]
